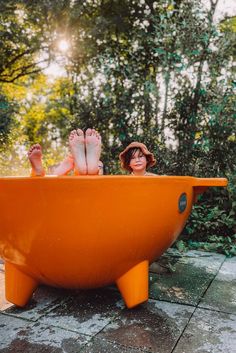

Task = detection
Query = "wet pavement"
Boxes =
[0,250,236,353]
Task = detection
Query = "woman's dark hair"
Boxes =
[124,147,140,167]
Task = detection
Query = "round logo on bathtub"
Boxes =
[178,193,187,213]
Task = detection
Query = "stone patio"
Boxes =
[0,250,236,353]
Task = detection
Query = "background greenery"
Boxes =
[0,0,235,255]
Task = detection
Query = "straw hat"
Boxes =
[119,141,156,172]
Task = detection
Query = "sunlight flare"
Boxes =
[58,39,70,52]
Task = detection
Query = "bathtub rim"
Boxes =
[0,174,228,187]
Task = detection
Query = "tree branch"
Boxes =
[0,59,49,83]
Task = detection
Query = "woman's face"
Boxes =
[129,149,147,174]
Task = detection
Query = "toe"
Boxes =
[86,128,92,136]
[69,130,76,139]
[77,128,84,136]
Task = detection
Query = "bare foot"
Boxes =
[69,129,87,175]
[28,144,45,176]
[48,154,74,175]
[85,128,102,174]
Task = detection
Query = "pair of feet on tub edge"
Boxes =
[4,260,149,309]
[28,128,102,176]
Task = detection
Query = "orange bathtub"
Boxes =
[0,176,227,308]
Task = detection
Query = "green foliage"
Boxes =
[175,235,236,257]
[0,0,49,83]
[0,92,18,145]
[184,200,234,239]
[220,16,236,33]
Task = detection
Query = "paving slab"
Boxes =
[149,250,225,306]
[0,314,90,352]
[3,286,70,321]
[80,337,149,353]
[0,251,235,353]
[38,288,125,335]
[0,313,31,350]
[173,308,236,353]
[95,299,194,353]
[161,249,225,272]
[199,257,236,314]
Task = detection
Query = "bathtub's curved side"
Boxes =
[0,176,227,308]
[0,177,194,282]
[0,176,196,307]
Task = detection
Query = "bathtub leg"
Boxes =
[5,262,38,307]
[116,260,149,309]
